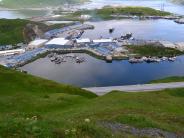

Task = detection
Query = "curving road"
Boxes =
[84,82,184,95]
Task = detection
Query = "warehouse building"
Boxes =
[27,39,48,50]
[45,38,73,49]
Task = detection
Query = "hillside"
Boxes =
[0,65,184,137]
[0,19,71,45]
[0,0,87,8]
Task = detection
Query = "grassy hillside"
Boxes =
[127,45,183,57]
[0,19,70,45]
[71,6,171,20]
[0,19,30,45]
[0,0,87,8]
[0,65,184,137]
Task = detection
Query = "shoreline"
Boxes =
[13,48,129,68]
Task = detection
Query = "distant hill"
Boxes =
[0,0,87,8]
[172,0,184,4]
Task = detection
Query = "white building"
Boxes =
[93,39,113,43]
[45,38,73,49]
[76,38,91,44]
[27,39,48,50]
[0,49,25,56]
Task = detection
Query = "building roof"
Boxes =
[76,38,91,43]
[46,38,70,45]
[0,49,25,54]
[93,39,113,43]
[29,39,48,46]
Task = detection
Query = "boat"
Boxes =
[76,57,85,63]
[121,33,133,40]
[168,57,176,62]
[109,28,115,33]
[48,53,54,58]
[162,56,168,61]
[129,58,143,63]
[50,57,56,62]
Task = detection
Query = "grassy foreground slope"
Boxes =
[0,66,184,137]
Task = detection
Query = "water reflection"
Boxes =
[20,54,184,87]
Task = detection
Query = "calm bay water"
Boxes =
[20,54,184,87]
[82,19,184,42]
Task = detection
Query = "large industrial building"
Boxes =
[45,38,73,49]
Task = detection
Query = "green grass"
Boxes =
[127,45,183,57]
[0,19,72,45]
[150,76,184,83]
[72,6,171,20]
[0,66,184,137]
[0,19,30,45]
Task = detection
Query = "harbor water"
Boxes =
[82,19,184,42]
[20,54,184,87]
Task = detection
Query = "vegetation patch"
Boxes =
[127,45,183,57]
[150,76,184,83]
[0,19,72,46]
[115,114,158,128]
[72,6,171,20]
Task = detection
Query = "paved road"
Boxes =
[84,82,184,95]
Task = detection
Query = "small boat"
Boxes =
[121,33,133,40]
[50,57,56,62]
[109,28,115,33]
[141,56,148,61]
[76,57,85,63]
[162,56,168,61]
[129,58,143,64]
[168,57,176,62]
[48,53,54,58]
